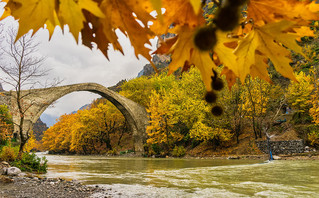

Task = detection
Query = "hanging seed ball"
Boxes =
[205,91,217,103]
[227,0,247,7]
[194,26,217,51]
[211,105,223,116]
[214,6,240,32]
[212,77,225,91]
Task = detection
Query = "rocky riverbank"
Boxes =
[0,174,115,198]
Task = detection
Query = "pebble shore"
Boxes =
[0,174,114,198]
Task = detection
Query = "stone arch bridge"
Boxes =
[0,83,149,154]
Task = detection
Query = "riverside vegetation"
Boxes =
[0,104,48,173]
[39,30,319,157]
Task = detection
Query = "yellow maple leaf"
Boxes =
[0,0,11,21]
[256,27,297,82]
[259,20,305,57]
[149,0,163,21]
[214,30,238,73]
[230,20,305,83]
[81,13,115,59]
[7,0,56,39]
[233,29,259,83]
[250,53,271,83]
[190,49,217,91]
[166,26,215,90]
[151,0,205,34]
[189,0,202,14]
[45,10,61,40]
[247,0,319,26]
[58,0,104,41]
[99,0,154,62]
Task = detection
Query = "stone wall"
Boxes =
[256,140,304,155]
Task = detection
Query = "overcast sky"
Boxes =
[0,16,156,126]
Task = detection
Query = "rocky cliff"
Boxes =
[33,118,48,141]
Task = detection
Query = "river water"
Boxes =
[38,154,319,197]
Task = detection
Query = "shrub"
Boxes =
[11,152,48,173]
[0,145,17,161]
[307,125,319,148]
[171,145,186,157]
[107,148,117,155]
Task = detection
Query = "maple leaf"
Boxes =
[6,0,56,39]
[228,20,309,83]
[250,53,272,83]
[247,0,319,26]
[255,26,297,82]
[149,0,163,21]
[160,26,216,91]
[220,67,237,89]
[151,0,205,34]
[189,0,202,14]
[0,0,11,21]
[81,11,116,59]
[214,30,238,73]
[259,20,306,57]
[45,10,61,40]
[99,0,155,63]
[233,29,259,83]
[58,0,104,41]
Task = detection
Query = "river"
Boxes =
[38,154,319,197]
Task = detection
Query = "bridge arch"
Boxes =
[5,83,149,154]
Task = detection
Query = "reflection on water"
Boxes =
[38,154,319,197]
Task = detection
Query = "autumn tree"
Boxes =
[286,72,314,123]
[146,91,183,153]
[42,99,127,154]
[220,80,245,144]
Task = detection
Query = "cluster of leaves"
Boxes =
[1,0,318,91]
[41,99,130,154]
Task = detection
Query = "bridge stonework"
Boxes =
[0,83,149,154]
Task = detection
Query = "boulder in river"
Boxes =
[6,167,21,176]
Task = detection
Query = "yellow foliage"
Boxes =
[42,99,126,154]
[241,77,271,117]
[189,121,232,142]
[146,91,182,146]
[287,72,314,113]
[0,145,16,161]
[309,88,319,124]
[24,131,37,152]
